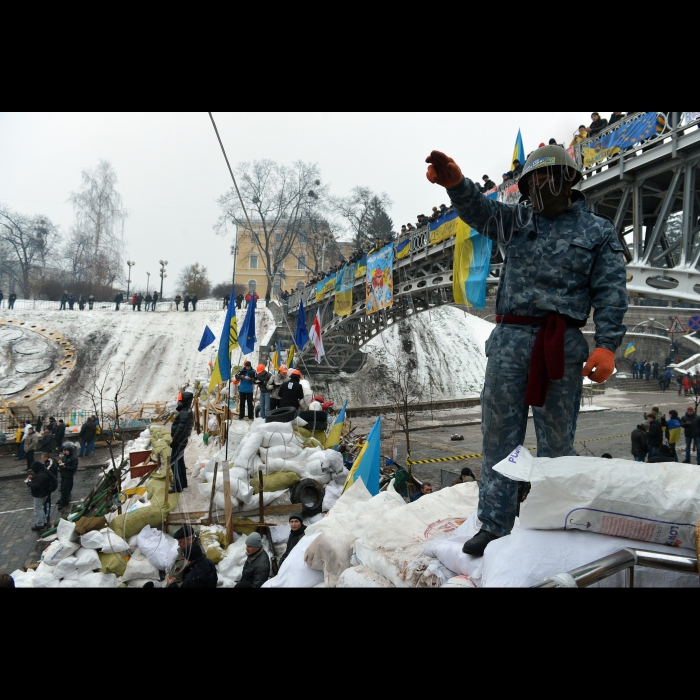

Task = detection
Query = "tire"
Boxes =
[291,478,324,516]
[298,410,328,425]
[265,407,296,424]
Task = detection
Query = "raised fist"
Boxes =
[426,150,463,189]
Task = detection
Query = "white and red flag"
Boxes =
[309,310,325,364]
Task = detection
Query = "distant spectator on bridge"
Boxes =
[191,294,198,310]
[137,292,143,311]
[145,292,152,311]
[548,138,564,148]
[630,423,649,462]
[609,112,626,126]
[480,175,497,192]
[417,214,429,228]
[152,291,158,310]
[68,294,76,310]
[512,159,524,177]
[570,125,588,147]
[8,292,16,309]
[174,294,182,310]
[60,291,68,310]
[184,293,191,311]
[502,172,513,184]
[440,203,452,217]
[400,225,408,235]
[406,223,415,232]
[586,113,608,138]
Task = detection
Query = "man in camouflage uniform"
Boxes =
[426,146,627,555]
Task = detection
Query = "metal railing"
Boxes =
[535,548,698,588]
[0,298,229,313]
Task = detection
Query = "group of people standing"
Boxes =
[130,291,159,311]
[173,293,198,311]
[0,290,18,309]
[59,292,96,310]
[631,405,700,464]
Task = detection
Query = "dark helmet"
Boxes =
[518,145,582,198]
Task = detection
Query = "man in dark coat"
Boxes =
[145,293,152,311]
[646,414,663,461]
[79,418,97,457]
[680,405,700,464]
[152,291,158,310]
[39,427,56,455]
[8,292,17,309]
[23,428,41,471]
[114,292,123,310]
[174,294,182,310]
[167,542,217,588]
[239,532,270,587]
[56,445,78,510]
[88,294,95,310]
[279,513,306,567]
[53,420,66,451]
[480,175,497,192]
[170,392,194,493]
[137,292,143,311]
[236,293,244,309]
[631,423,649,462]
[450,467,476,487]
[648,444,675,463]
[40,451,58,524]
[68,294,76,310]
[60,291,68,310]
[27,461,53,530]
[184,294,191,311]
[191,294,198,310]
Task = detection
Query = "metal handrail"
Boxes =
[534,548,698,588]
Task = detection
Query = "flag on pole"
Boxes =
[294,300,309,351]
[512,128,525,170]
[343,415,381,496]
[287,344,295,369]
[209,289,239,392]
[624,342,636,358]
[198,325,216,352]
[272,339,282,370]
[309,310,325,364]
[239,296,257,356]
[326,400,348,451]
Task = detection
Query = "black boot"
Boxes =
[462,529,501,557]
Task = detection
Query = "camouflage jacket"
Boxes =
[447,177,628,352]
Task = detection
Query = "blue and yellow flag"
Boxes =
[239,296,257,356]
[582,111,658,167]
[396,238,410,260]
[287,344,295,369]
[512,128,525,170]
[355,256,367,278]
[334,264,355,317]
[209,289,239,392]
[343,415,381,496]
[326,400,348,451]
[624,343,636,358]
[272,339,281,370]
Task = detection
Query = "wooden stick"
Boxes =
[161,454,169,533]
[223,463,233,545]
[208,462,219,526]
[194,395,201,435]
[258,469,265,523]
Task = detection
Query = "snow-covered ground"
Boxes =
[0,307,274,411]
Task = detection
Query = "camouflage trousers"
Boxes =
[479,324,589,537]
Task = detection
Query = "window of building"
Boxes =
[249,255,258,269]
[297,256,306,270]
[300,234,308,244]
[248,280,257,294]
[296,281,305,291]
[273,281,281,296]
[275,233,283,244]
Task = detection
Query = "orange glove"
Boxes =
[426,151,463,189]
[582,348,615,383]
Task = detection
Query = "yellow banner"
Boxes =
[430,217,459,245]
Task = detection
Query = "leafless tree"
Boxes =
[177,262,212,297]
[332,187,393,250]
[215,160,329,286]
[68,160,127,287]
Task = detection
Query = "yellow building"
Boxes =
[233,222,353,298]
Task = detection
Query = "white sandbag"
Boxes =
[80,530,107,549]
[59,579,81,588]
[217,537,248,580]
[41,540,80,566]
[481,525,700,588]
[10,569,36,588]
[229,466,248,481]
[57,518,79,545]
[52,556,78,580]
[260,444,302,462]
[421,513,483,580]
[321,450,345,476]
[442,575,478,588]
[75,547,102,573]
[121,548,160,582]
[322,480,344,512]
[35,561,53,576]
[233,432,265,471]
[259,421,294,437]
[137,526,179,571]
[305,478,373,537]
[77,572,119,588]
[263,533,324,588]
[495,447,700,548]
[100,529,130,554]
[33,573,61,588]
[292,416,309,427]
[336,566,396,588]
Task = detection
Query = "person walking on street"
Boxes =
[223,295,229,310]
[269,365,288,410]
[56,445,78,511]
[184,294,191,311]
[254,364,273,419]
[23,428,41,472]
[666,410,681,462]
[174,294,182,310]
[680,405,700,464]
[78,417,97,457]
[191,294,198,311]
[646,414,663,460]
[631,423,649,463]
[170,392,194,493]
[235,362,256,420]
[27,460,55,531]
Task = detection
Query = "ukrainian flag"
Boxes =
[355,256,367,279]
[512,128,525,170]
[396,238,410,260]
[624,343,636,358]
[286,344,295,369]
[323,274,336,295]
[209,289,239,392]
[272,339,281,370]
[343,415,381,496]
[316,279,325,303]
[326,400,348,450]
[334,264,354,317]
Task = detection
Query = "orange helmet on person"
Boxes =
[290,369,302,378]
[257,364,266,373]
[279,365,288,373]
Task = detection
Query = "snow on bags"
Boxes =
[41,540,79,566]
[494,448,700,548]
[336,566,395,588]
[57,518,79,545]
[137,526,179,571]
[262,533,324,588]
[322,480,344,512]
[260,444,302,462]
[77,572,119,588]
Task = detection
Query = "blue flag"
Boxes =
[239,297,257,356]
[198,325,216,352]
[294,300,309,351]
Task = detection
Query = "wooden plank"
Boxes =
[208,462,219,526]
[222,462,233,544]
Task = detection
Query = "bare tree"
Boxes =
[177,263,212,297]
[68,160,127,287]
[332,187,393,250]
[215,160,328,286]
[297,207,346,275]
[0,206,59,297]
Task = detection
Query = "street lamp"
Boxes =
[146,272,151,294]
[159,260,168,298]
[126,260,136,298]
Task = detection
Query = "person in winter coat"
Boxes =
[269,366,288,410]
[170,392,194,493]
[191,294,198,310]
[68,294,76,310]
[39,427,56,455]
[183,294,191,311]
[236,362,256,420]
[677,374,684,395]
[278,370,304,411]
[152,291,158,310]
[8,291,17,309]
[40,452,58,524]
[586,113,609,138]
[646,414,663,460]
[239,533,270,587]
[23,428,41,472]
[0,289,3,308]
[27,461,53,530]
[665,410,681,462]
[174,294,182,310]
[682,375,691,395]
[410,483,434,502]
[648,444,675,464]
[451,467,476,486]
[167,542,217,588]
[53,420,66,451]
[60,292,68,310]
[88,294,95,310]
[236,293,244,309]
[131,293,138,311]
[680,406,700,464]
[254,364,273,419]
[279,513,306,566]
[77,295,85,310]
[56,445,78,510]
[244,292,252,308]
[166,525,199,587]
[631,423,649,462]
[47,417,57,434]
[145,293,152,311]
[78,418,97,457]
[652,362,659,380]
[114,292,123,310]
[137,293,143,311]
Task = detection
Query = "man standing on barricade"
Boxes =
[426,145,628,556]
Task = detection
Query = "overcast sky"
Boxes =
[0,111,613,295]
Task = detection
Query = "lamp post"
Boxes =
[146,272,150,294]
[126,260,135,298]
[159,260,168,298]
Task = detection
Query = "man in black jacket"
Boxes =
[254,364,273,419]
[480,175,497,192]
[680,405,700,464]
[646,414,663,461]
[60,291,68,310]
[114,292,123,310]
[279,513,306,567]
[239,532,270,587]
[586,113,609,138]
[631,423,649,462]
[648,444,675,463]
[78,418,97,457]
[170,392,194,493]
[56,445,78,510]
[167,542,217,588]
[609,112,626,126]
[39,427,56,455]
[27,461,53,530]
[8,292,17,309]
[53,420,66,451]
[40,452,58,524]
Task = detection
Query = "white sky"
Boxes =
[0,111,614,295]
